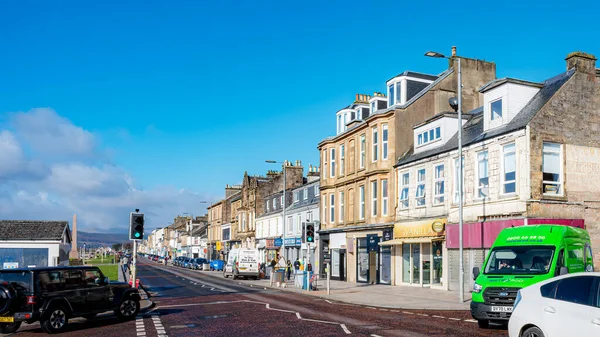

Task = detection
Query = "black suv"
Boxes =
[0,266,141,334]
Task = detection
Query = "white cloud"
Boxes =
[0,108,213,233]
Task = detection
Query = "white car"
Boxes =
[508,272,600,337]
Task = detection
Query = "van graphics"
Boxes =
[506,235,546,243]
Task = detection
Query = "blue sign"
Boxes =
[274,238,282,247]
[296,238,302,245]
[367,234,379,252]
[284,238,296,246]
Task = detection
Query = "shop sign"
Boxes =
[394,218,447,238]
[216,241,221,251]
[367,234,379,252]
[295,238,302,245]
[323,253,331,264]
[383,229,393,241]
[266,239,274,248]
[274,238,282,247]
[284,237,297,246]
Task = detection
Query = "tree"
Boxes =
[112,243,122,252]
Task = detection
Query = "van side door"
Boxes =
[584,243,594,272]
[554,249,565,277]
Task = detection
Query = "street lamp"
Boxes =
[425,47,465,303]
[200,201,213,260]
[266,160,287,261]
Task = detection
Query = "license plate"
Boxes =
[491,306,513,312]
[239,267,247,270]
[0,316,14,323]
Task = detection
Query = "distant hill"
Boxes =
[77,231,129,247]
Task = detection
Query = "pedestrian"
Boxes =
[286,260,292,280]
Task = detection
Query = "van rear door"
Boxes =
[238,249,258,273]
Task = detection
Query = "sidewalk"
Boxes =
[119,262,154,311]
[202,270,471,310]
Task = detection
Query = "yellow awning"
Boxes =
[379,237,437,246]
[379,239,403,246]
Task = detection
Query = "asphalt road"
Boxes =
[6,260,510,337]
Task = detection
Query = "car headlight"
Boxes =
[473,283,483,293]
[514,290,522,310]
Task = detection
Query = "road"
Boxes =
[8,260,510,337]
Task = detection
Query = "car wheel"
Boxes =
[477,320,489,329]
[41,305,69,334]
[115,298,140,321]
[0,322,22,334]
[522,326,545,337]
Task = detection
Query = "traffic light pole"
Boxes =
[131,239,137,288]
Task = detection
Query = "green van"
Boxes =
[470,224,594,328]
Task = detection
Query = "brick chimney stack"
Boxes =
[566,51,597,74]
[452,46,457,57]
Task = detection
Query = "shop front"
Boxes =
[329,233,347,281]
[264,238,282,263]
[354,228,393,285]
[383,218,446,289]
[283,237,302,262]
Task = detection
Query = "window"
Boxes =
[294,192,299,202]
[416,169,426,206]
[360,134,366,169]
[356,108,361,120]
[64,270,84,290]
[242,215,247,231]
[372,127,378,162]
[322,150,327,179]
[340,144,345,175]
[434,164,444,204]
[477,151,489,198]
[382,124,388,160]
[303,188,308,200]
[359,185,365,220]
[540,280,559,298]
[371,181,378,216]
[417,126,442,146]
[287,216,293,234]
[337,115,342,134]
[400,173,409,209]
[339,191,345,222]
[273,199,276,209]
[281,195,284,206]
[388,84,395,106]
[297,214,301,234]
[267,201,270,212]
[84,269,102,286]
[370,101,376,114]
[555,276,595,306]
[453,157,464,203]
[543,142,563,195]
[39,271,62,292]
[315,184,320,196]
[395,83,401,104]
[322,195,327,223]
[491,99,502,120]
[381,179,388,216]
[330,194,335,223]
[330,148,336,178]
[503,143,516,194]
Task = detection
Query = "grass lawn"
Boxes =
[85,255,116,265]
[98,264,120,281]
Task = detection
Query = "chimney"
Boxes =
[451,46,457,57]
[566,51,597,74]
[355,94,360,101]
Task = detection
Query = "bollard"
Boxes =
[327,263,330,295]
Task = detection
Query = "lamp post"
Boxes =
[425,47,464,303]
[266,160,287,261]
[200,201,212,260]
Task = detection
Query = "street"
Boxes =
[7,259,509,337]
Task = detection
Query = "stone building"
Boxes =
[317,47,496,283]
[392,51,600,294]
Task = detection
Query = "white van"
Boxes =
[223,248,260,280]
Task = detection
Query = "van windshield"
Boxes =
[484,246,555,275]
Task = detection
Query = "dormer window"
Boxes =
[491,99,503,120]
[388,84,395,105]
[417,126,441,146]
[387,82,402,106]
[370,101,376,114]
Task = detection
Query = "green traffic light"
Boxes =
[135,233,141,238]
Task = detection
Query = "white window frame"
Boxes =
[491,98,503,120]
[339,191,345,222]
[359,185,365,220]
[360,134,366,169]
[322,195,327,223]
[242,214,247,232]
[330,193,335,223]
[281,195,284,206]
[416,168,426,207]
[330,148,336,178]
[400,172,409,209]
[382,124,388,160]
[453,157,465,204]
[434,164,444,205]
[296,214,301,235]
[542,142,564,196]
[370,101,376,114]
[381,179,388,216]
[388,84,395,106]
[303,188,308,200]
[315,184,320,196]
[502,143,517,195]
[416,126,442,146]
[372,127,378,162]
[476,150,489,199]
[322,150,327,179]
[340,144,345,175]
[371,180,378,217]
[273,198,276,209]
[294,191,299,203]
[287,216,293,235]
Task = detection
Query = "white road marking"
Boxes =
[465,319,477,323]
[416,313,428,317]
[340,324,351,334]
[325,300,333,304]
[149,312,169,337]
[448,318,461,321]
[371,334,383,337]
[402,311,414,315]
[432,315,445,319]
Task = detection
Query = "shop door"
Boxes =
[339,251,346,281]
[380,246,392,285]
[412,244,421,284]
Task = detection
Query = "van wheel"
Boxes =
[232,272,238,280]
[477,320,489,329]
[41,305,69,334]
[0,322,22,334]
[522,326,544,337]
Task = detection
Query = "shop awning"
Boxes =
[379,237,436,246]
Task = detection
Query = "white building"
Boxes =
[255,190,287,264]
[286,172,320,266]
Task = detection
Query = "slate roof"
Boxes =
[479,77,543,93]
[0,220,70,241]
[396,69,575,167]
[388,70,439,82]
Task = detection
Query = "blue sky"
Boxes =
[1,0,599,232]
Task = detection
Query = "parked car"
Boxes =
[223,248,260,280]
[508,272,600,337]
[0,266,141,334]
[181,258,192,269]
[471,225,594,329]
[191,258,209,270]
